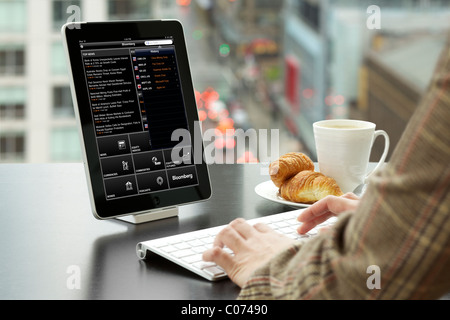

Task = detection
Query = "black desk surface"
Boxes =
[0,163,296,299]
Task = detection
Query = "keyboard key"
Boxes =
[192,245,208,253]
[149,240,168,248]
[186,239,204,247]
[160,245,177,253]
[174,242,191,250]
[200,236,215,245]
[204,266,226,277]
[274,221,290,228]
[171,249,196,258]
[285,218,301,226]
[269,215,283,222]
[192,261,216,270]
[279,226,295,234]
[181,234,197,242]
[167,237,182,245]
[182,254,203,264]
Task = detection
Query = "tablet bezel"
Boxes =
[62,20,212,220]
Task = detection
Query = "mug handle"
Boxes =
[364,130,389,182]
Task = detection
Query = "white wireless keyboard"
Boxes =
[136,209,336,281]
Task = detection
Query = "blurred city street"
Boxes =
[160,2,303,165]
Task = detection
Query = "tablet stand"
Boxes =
[115,206,179,224]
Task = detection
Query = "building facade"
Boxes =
[0,0,155,163]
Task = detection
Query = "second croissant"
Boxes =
[279,170,343,204]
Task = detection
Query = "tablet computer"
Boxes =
[62,20,212,221]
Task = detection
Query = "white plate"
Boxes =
[254,180,312,208]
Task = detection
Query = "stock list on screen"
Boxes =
[81,39,198,200]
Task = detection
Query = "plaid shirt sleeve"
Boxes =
[238,36,450,300]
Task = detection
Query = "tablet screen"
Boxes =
[63,21,211,219]
[81,38,197,200]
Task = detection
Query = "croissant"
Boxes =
[269,152,315,187]
[279,170,343,204]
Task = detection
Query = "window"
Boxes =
[298,0,321,31]
[50,127,81,161]
[0,104,25,119]
[0,47,25,76]
[53,86,74,117]
[52,0,81,31]
[0,133,25,161]
[108,0,151,20]
[0,0,26,33]
[0,87,26,119]
[51,43,68,75]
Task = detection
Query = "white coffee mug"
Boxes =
[313,119,389,193]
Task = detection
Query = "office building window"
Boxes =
[53,86,74,117]
[0,104,25,120]
[0,47,25,76]
[0,133,25,161]
[108,0,151,20]
[0,87,26,119]
[0,0,26,33]
[50,127,81,161]
[52,0,81,31]
[298,0,321,31]
[51,43,68,75]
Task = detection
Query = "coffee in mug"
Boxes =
[313,119,389,193]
